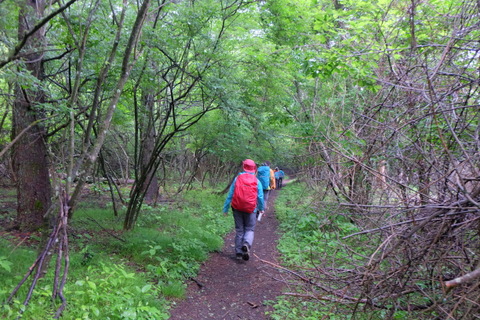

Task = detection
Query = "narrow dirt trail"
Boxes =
[168,188,285,320]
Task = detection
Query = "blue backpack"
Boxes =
[257,166,270,190]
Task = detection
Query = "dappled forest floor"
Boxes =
[168,187,287,320]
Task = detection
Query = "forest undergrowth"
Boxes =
[2,178,475,319]
[268,180,479,319]
[0,185,232,319]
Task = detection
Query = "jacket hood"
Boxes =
[242,159,256,173]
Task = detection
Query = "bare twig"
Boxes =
[445,268,480,293]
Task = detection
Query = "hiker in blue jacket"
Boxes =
[223,159,264,261]
[274,167,281,189]
[275,167,285,189]
[257,161,275,210]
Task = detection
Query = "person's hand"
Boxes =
[223,212,228,216]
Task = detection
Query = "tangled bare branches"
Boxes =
[292,0,480,318]
[270,201,479,318]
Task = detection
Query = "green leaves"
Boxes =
[71,264,166,319]
[260,0,315,46]
[0,256,12,272]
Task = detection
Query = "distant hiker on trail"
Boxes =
[274,167,285,189]
[274,167,281,189]
[223,159,265,261]
[256,161,275,209]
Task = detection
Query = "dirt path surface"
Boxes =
[168,189,285,320]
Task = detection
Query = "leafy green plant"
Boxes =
[65,263,167,320]
[0,256,12,272]
[1,250,169,319]
[266,297,337,320]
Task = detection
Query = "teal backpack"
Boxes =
[257,166,270,190]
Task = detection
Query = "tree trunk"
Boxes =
[12,0,52,231]
[140,92,159,204]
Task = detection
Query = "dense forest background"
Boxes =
[0,0,479,319]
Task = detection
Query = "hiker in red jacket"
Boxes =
[223,159,265,261]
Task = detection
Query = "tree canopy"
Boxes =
[1,0,479,318]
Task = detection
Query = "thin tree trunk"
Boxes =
[139,92,159,204]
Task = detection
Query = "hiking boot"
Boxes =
[236,253,243,260]
[241,244,250,261]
